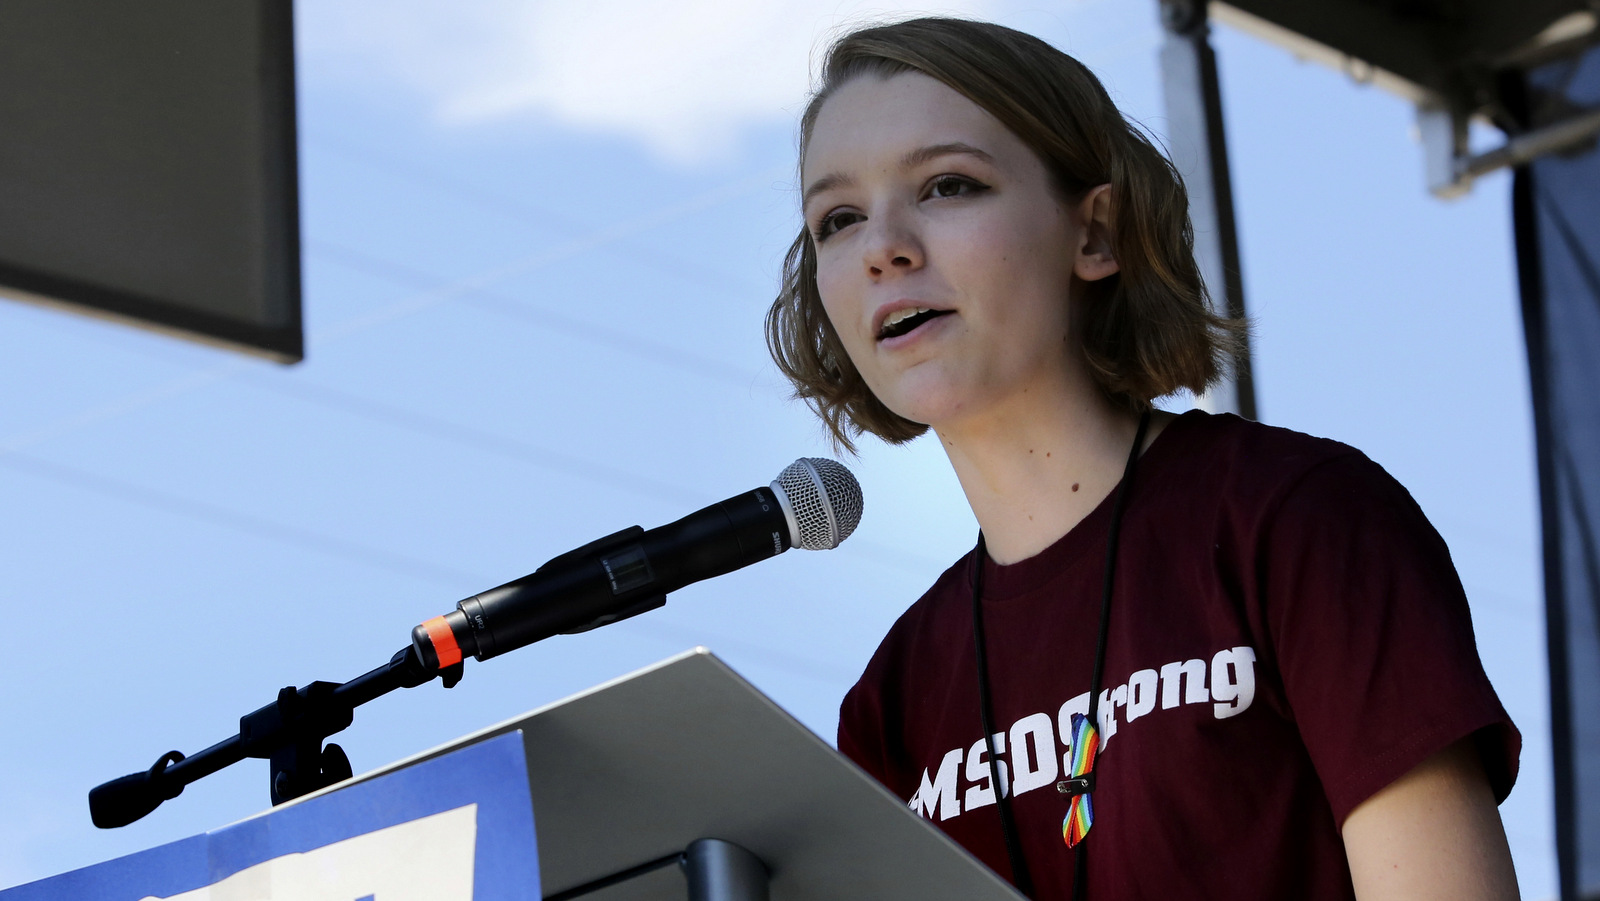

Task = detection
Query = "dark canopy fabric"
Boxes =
[1515,44,1600,901]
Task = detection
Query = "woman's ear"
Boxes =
[1073,183,1119,282]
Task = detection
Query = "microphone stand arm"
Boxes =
[89,646,463,828]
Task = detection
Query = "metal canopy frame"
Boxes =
[1211,0,1600,196]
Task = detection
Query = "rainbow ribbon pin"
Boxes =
[1059,712,1100,848]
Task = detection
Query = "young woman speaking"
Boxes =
[767,17,1521,901]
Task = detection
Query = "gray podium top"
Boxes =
[329,648,1022,901]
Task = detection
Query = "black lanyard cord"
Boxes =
[971,410,1150,901]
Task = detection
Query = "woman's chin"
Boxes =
[879,389,973,433]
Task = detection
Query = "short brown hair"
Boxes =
[765,17,1244,451]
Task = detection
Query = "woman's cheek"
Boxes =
[816,275,870,361]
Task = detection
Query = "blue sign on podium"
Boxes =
[3,731,539,901]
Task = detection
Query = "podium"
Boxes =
[328,647,1022,900]
[4,648,1023,900]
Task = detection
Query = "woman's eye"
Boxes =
[929,175,985,199]
[814,209,863,241]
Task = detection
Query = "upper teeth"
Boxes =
[883,307,932,331]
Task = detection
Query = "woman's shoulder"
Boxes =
[1169,409,1364,469]
[886,551,978,643]
[837,548,976,757]
[1158,411,1459,592]
[1159,409,1391,504]
[847,550,978,688]
[1139,410,1454,562]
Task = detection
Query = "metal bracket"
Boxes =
[1422,102,1600,198]
[543,838,769,901]
[682,838,769,901]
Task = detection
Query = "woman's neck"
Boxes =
[934,383,1171,566]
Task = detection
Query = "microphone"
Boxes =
[411,458,863,669]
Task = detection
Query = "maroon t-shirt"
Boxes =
[838,411,1519,900]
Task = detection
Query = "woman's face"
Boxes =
[802,71,1111,432]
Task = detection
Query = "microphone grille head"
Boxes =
[773,457,863,550]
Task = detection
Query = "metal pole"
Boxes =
[682,838,769,901]
[1158,0,1258,419]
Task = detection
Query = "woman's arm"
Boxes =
[1342,738,1520,900]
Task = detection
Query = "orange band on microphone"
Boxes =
[421,615,463,669]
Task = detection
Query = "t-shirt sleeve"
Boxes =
[1257,452,1520,825]
[837,676,897,790]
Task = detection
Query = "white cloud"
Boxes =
[298,0,1011,162]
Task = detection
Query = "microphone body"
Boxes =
[412,458,861,668]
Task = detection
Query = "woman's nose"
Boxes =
[863,213,923,278]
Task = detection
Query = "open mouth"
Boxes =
[878,307,953,341]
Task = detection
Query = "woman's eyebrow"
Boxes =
[899,142,994,169]
[802,143,994,211]
[802,172,854,210]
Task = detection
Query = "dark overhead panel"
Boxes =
[1213,0,1600,196]
[1216,0,1591,96]
[0,0,303,362]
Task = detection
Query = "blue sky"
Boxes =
[0,1,1553,896]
